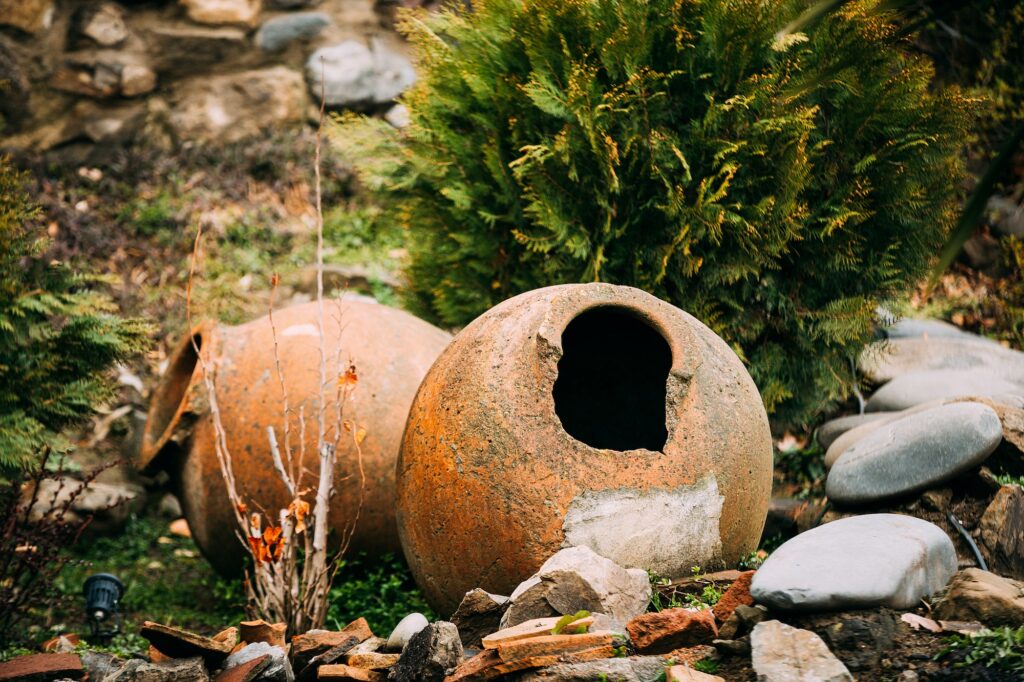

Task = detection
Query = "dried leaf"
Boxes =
[236,501,248,515]
[339,364,358,386]
[288,499,310,534]
[355,427,367,445]
[901,613,942,633]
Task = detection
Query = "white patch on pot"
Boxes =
[561,476,724,577]
[281,323,319,337]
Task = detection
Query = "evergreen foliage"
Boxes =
[0,156,148,475]
[334,0,973,426]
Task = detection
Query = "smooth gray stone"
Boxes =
[827,403,1002,504]
[860,336,1024,384]
[256,12,330,52]
[865,370,1024,412]
[222,642,292,682]
[306,39,415,108]
[386,612,429,652]
[750,514,957,611]
[816,413,893,450]
[883,318,990,342]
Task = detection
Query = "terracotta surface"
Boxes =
[139,299,451,573]
[397,284,773,613]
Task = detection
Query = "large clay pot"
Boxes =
[397,283,772,613]
[140,298,452,573]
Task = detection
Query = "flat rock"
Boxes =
[865,369,1023,412]
[882,318,987,342]
[979,484,1024,580]
[500,546,651,628]
[385,613,429,652]
[513,656,667,681]
[816,413,893,450]
[826,402,1003,504]
[666,665,723,681]
[860,336,1024,384]
[0,654,83,681]
[933,568,1024,627]
[105,657,209,682]
[256,12,330,51]
[750,620,852,682]
[750,514,957,611]
[140,621,234,667]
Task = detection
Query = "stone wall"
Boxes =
[0,0,418,153]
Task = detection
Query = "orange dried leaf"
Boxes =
[236,501,248,515]
[355,427,367,445]
[339,364,358,386]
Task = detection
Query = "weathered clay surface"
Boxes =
[139,299,451,572]
[396,283,773,613]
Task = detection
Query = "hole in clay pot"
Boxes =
[553,306,671,451]
[147,333,201,448]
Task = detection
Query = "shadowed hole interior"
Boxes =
[553,306,671,451]
[146,333,201,449]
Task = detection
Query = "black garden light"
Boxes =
[83,573,124,640]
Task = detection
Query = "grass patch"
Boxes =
[326,552,436,635]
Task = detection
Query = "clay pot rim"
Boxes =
[138,321,216,472]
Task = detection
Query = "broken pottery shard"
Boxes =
[625,608,718,654]
[495,632,615,661]
[750,514,957,611]
[344,653,400,670]
[0,653,83,682]
[388,622,462,682]
[140,621,234,666]
[500,546,650,628]
[451,589,509,649]
[751,620,852,682]
[319,664,384,681]
[214,654,270,682]
[239,619,287,647]
[481,615,595,649]
[711,570,754,624]
[292,618,373,669]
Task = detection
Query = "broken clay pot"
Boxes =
[139,299,451,573]
[396,283,773,613]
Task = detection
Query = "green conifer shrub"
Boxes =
[0,156,148,475]
[334,0,973,426]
